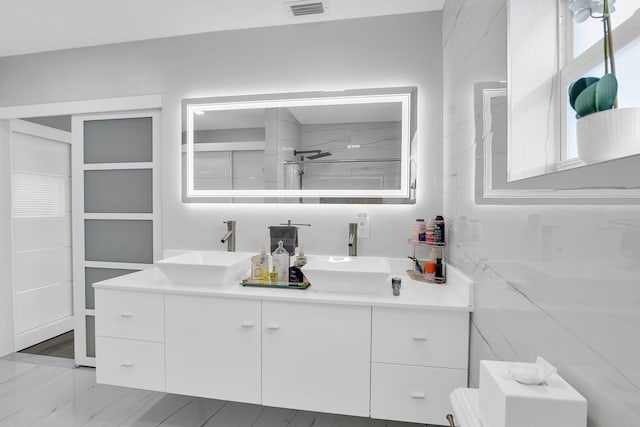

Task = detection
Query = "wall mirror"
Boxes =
[182,87,417,204]
[475,81,640,204]
[508,0,640,181]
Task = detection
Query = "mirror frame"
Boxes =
[182,87,417,203]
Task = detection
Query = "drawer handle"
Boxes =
[446,414,456,427]
[120,312,134,318]
[121,361,135,368]
[412,335,428,341]
[241,321,255,328]
[266,324,280,330]
[411,392,426,399]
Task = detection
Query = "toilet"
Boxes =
[449,360,587,427]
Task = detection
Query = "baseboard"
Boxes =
[14,316,74,351]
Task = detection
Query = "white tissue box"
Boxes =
[479,360,587,427]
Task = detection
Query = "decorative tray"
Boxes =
[240,277,311,290]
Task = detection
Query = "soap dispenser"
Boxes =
[272,240,290,284]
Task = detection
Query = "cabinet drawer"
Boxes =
[372,307,468,369]
[95,336,165,392]
[371,363,467,425]
[95,288,164,342]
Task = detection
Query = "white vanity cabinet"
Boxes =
[94,288,165,392]
[94,265,473,424]
[164,294,261,404]
[370,307,469,424]
[262,301,371,417]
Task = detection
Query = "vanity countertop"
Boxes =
[93,259,474,312]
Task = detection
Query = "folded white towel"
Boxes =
[507,356,557,385]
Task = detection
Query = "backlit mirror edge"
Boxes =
[181,87,417,204]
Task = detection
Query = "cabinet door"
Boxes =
[262,301,371,417]
[165,295,261,404]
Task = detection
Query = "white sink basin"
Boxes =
[302,256,391,295]
[156,251,253,287]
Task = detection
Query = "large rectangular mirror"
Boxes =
[182,88,416,203]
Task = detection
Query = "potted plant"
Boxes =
[568,0,640,164]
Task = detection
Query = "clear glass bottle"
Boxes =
[272,240,290,284]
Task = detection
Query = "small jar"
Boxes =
[391,277,401,296]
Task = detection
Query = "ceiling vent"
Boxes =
[286,1,327,17]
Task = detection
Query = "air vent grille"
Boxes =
[289,2,325,16]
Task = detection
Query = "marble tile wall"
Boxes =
[265,108,301,191]
[442,1,640,426]
[299,122,401,190]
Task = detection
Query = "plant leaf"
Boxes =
[574,74,618,118]
[574,81,598,118]
[594,73,618,112]
[569,77,599,111]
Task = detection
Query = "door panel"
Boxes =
[72,110,160,367]
[11,119,72,350]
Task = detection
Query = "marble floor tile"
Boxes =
[0,355,427,427]
[2,352,77,369]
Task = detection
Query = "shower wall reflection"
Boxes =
[191,108,402,191]
[284,121,402,191]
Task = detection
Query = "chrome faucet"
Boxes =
[348,222,358,256]
[221,220,236,252]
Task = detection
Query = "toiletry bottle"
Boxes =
[424,247,436,275]
[412,219,425,242]
[425,218,435,245]
[434,215,445,245]
[272,240,290,284]
[295,246,307,267]
[259,245,268,278]
[269,267,277,283]
[262,261,271,282]
[251,253,263,280]
[435,258,444,282]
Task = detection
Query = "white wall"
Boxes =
[0,121,15,356]
[0,12,443,257]
[443,1,640,426]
